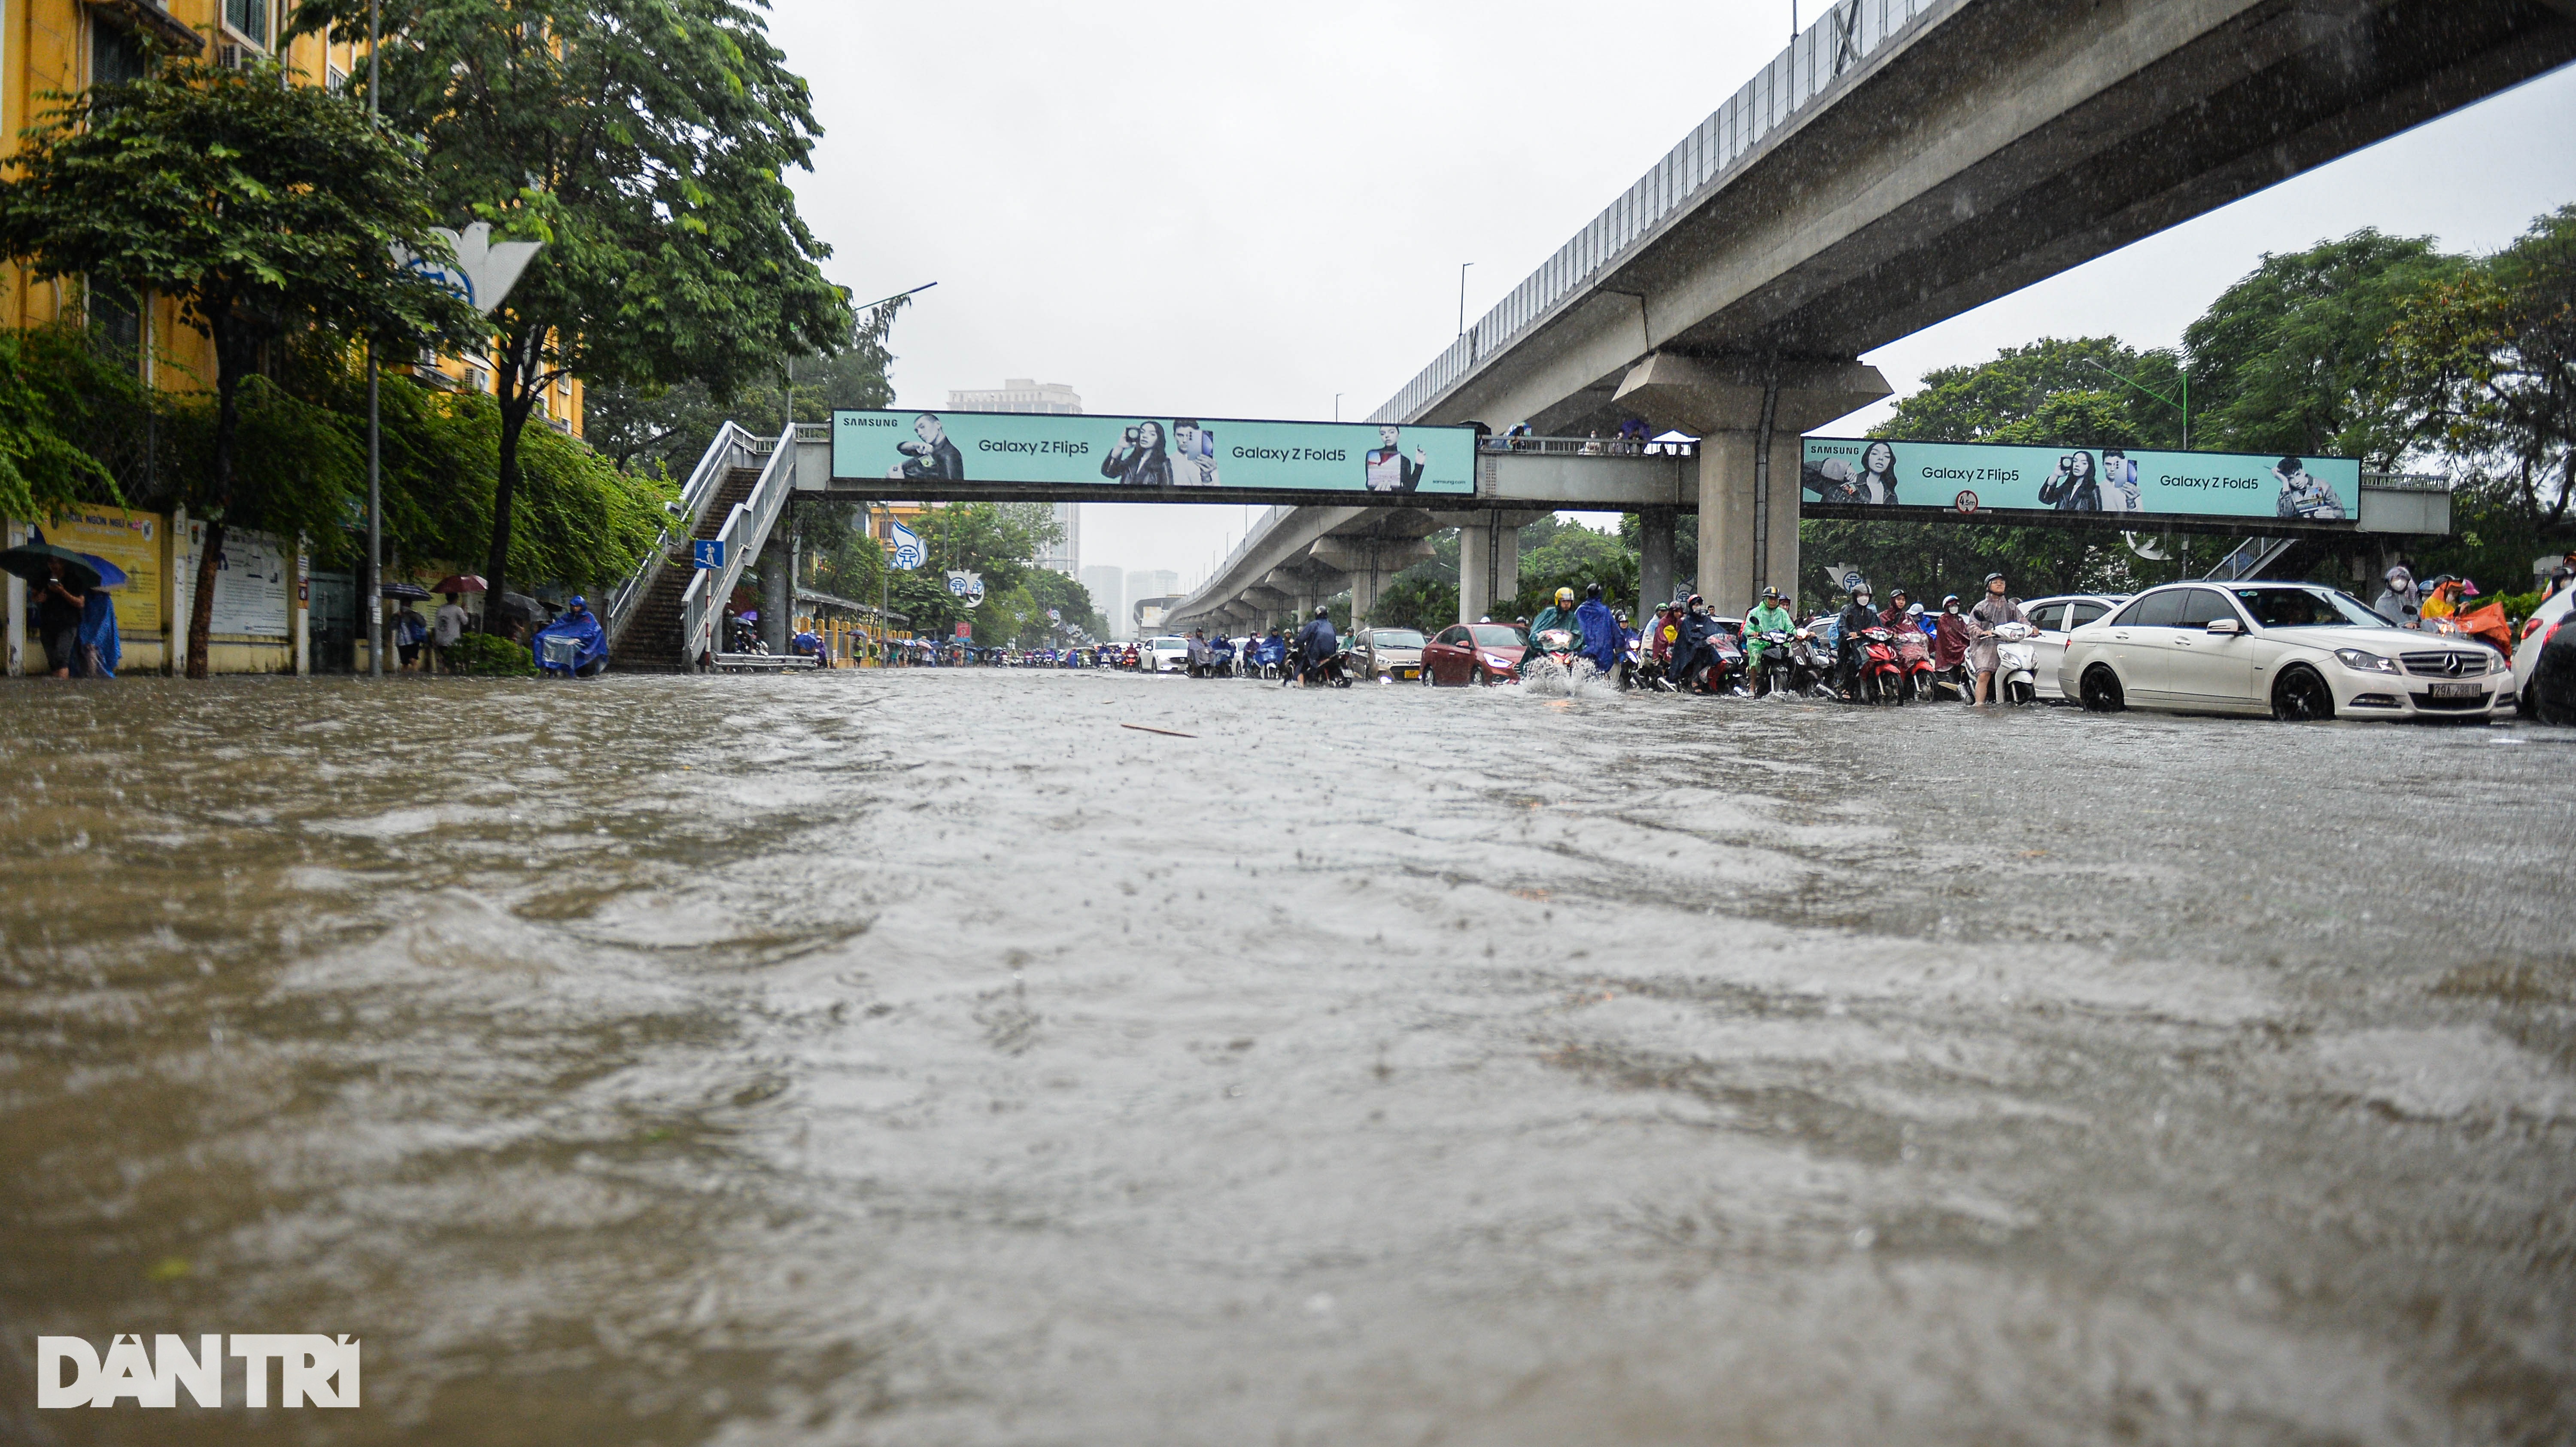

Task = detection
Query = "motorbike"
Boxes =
[1990,620,2041,705]
[1284,640,1352,688]
[1789,628,1839,697]
[1850,627,1908,704]
[1530,627,1583,679]
[1747,629,1795,696]
[1891,627,1937,701]
[727,618,768,655]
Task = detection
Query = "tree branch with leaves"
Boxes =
[0,56,483,676]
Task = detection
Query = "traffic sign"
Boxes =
[693,539,725,570]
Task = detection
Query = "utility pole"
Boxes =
[1457,263,1474,337]
[365,0,383,678]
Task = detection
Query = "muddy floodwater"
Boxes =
[3,668,2573,1444]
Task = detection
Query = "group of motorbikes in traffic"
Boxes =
[835,581,2047,705]
[1531,582,2041,705]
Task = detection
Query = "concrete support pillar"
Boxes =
[1617,353,1886,617]
[1636,505,1676,620]
[760,535,790,653]
[1456,517,1525,623]
[1696,430,1805,616]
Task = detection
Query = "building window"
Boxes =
[224,0,270,48]
[92,18,149,86]
[87,280,142,373]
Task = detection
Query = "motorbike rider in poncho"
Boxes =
[533,596,608,677]
[1572,582,1621,681]
[1528,587,1580,651]
[1835,585,1881,697]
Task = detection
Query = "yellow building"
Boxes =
[2,0,584,429]
[1,0,582,675]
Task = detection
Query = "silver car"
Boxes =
[1348,627,1427,681]
[2060,581,2509,720]
[2017,593,2126,701]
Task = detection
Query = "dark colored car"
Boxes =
[1423,622,1530,685]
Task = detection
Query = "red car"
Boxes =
[1422,623,1530,685]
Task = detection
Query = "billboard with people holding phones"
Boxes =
[832,410,1478,495]
[1801,437,2360,523]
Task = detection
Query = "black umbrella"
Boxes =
[0,541,102,591]
[492,591,551,623]
[380,581,432,600]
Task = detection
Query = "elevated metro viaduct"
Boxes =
[1160,0,2576,632]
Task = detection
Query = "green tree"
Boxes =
[1371,572,1457,634]
[0,57,479,676]
[1020,569,1105,644]
[587,296,905,475]
[1509,517,1636,620]
[2185,229,2460,468]
[881,502,1057,640]
[2386,206,2576,539]
[295,0,854,632]
[0,326,144,521]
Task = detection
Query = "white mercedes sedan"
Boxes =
[2060,581,2512,721]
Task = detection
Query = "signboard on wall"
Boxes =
[46,506,161,635]
[832,410,1477,496]
[1800,438,2361,524]
[209,528,292,638]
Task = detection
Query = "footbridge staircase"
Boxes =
[604,423,815,671]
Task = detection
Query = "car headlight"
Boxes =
[1481,653,1515,670]
[2333,648,2398,674]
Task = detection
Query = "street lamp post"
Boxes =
[1457,263,1473,337]
[2081,355,2189,450]
[365,0,383,677]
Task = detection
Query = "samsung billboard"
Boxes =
[832,410,1478,496]
[1801,438,2361,524]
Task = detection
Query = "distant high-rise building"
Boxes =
[949,380,1084,575]
[1126,569,1179,610]
[1035,502,1080,578]
[1079,566,1124,638]
[948,378,1082,414]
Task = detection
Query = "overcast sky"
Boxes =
[771,1,2576,590]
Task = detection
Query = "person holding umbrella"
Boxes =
[34,558,88,678]
[431,582,481,673]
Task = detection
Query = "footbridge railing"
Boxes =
[604,422,776,652]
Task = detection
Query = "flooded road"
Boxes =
[3,668,2573,1445]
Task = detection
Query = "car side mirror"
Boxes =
[2205,618,2242,635]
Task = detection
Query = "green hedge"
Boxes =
[441,631,536,677]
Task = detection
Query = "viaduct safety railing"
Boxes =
[1482,435,1700,458]
[604,421,776,652]
[1371,0,1952,426]
[678,429,799,666]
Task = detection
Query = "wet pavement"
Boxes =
[3,668,2573,1445]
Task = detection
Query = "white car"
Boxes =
[2017,593,2127,700]
[2060,581,2510,720]
[2508,585,2573,716]
[1142,636,1191,673]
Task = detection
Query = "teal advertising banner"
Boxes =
[1800,438,2361,523]
[832,410,1477,496]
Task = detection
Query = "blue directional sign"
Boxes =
[693,539,726,570]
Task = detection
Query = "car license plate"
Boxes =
[1396,667,1417,679]
[2430,680,2479,699]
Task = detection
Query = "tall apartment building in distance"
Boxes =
[947,379,1083,414]
[949,380,1082,577]
[1079,567,1125,639]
